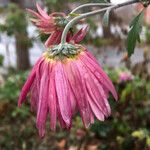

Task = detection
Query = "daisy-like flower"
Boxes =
[18,42,118,137]
[19,3,118,138]
[27,3,68,47]
[27,3,87,47]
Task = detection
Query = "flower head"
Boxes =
[18,43,118,137]
[119,71,134,83]
[27,3,88,47]
[27,3,67,47]
[19,3,118,138]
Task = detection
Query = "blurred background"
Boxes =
[0,0,150,150]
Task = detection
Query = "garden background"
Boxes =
[0,0,150,150]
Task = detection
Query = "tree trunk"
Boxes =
[10,0,31,71]
[15,34,30,71]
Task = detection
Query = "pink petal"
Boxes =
[84,67,111,116]
[18,58,42,107]
[76,61,105,121]
[36,62,49,138]
[71,26,88,43]
[80,51,118,100]
[36,3,50,19]
[30,78,39,112]
[54,62,72,127]
[45,31,62,47]
[63,62,78,115]
[36,58,45,91]
[36,21,54,28]
[57,105,70,129]
[70,61,93,127]
[26,8,44,20]
[48,63,57,131]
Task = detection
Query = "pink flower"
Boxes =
[18,43,118,138]
[19,3,118,138]
[27,3,87,47]
[119,71,134,83]
[27,3,66,47]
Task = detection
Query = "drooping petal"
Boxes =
[48,63,57,131]
[83,65,111,116]
[45,31,62,47]
[30,78,39,112]
[63,62,78,115]
[18,58,42,107]
[36,62,49,138]
[71,26,88,43]
[80,51,118,100]
[18,69,36,107]
[36,57,45,90]
[76,60,105,121]
[54,62,72,127]
[70,60,93,127]
[57,105,70,129]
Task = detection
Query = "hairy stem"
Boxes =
[61,0,139,44]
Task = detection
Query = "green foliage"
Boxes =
[0,55,4,66]
[0,71,29,101]
[0,3,27,35]
[145,25,150,43]
[127,9,145,56]
[0,3,33,50]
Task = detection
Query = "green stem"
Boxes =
[61,0,139,44]
[70,3,114,14]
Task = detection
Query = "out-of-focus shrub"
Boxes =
[145,25,150,43]
[0,55,4,66]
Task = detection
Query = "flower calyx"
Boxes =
[47,43,82,59]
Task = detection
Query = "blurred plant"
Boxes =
[0,55,4,66]
[131,129,149,140]
[0,71,29,101]
[145,24,150,43]
[0,3,32,70]
[146,137,150,148]
[118,71,134,83]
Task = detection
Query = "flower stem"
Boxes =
[70,3,114,14]
[61,0,140,44]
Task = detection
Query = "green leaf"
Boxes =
[102,9,110,26]
[127,9,145,56]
